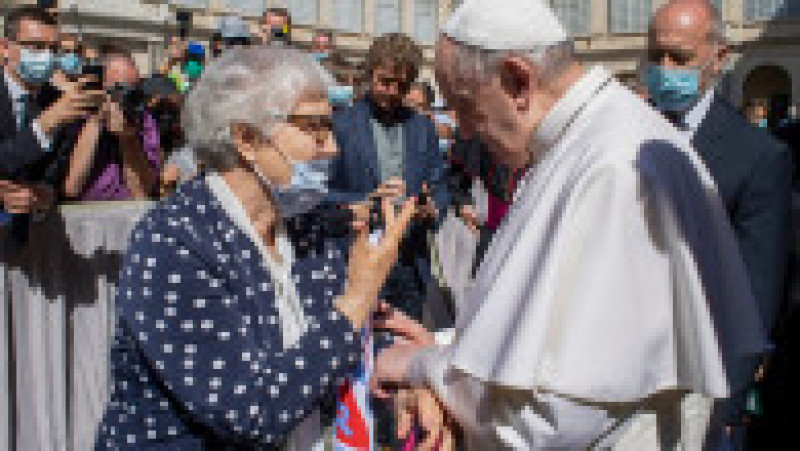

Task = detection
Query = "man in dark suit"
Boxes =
[648,2,792,449]
[328,33,449,322]
[0,6,102,247]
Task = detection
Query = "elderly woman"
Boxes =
[95,48,414,449]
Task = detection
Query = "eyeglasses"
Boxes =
[287,114,333,134]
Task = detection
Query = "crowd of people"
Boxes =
[1,0,799,449]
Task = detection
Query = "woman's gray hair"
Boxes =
[182,47,335,170]
[449,38,576,87]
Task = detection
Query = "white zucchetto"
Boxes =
[442,0,568,50]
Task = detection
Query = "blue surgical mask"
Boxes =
[646,65,701,113]
[758,118,768,129]
[58,52,83,76]
[439,138,453,153]
[328,85,354,108]
[273,159,332,218]
[312,52,330,62]
[245,153,332,219]
[18,48,55,84]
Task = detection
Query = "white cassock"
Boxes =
[407,66,769,449]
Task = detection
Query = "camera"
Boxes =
[81,63,104,90]
[107,83,146,125]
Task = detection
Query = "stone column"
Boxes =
[319,0,332,28]
[590,0,608,36]
[402,0,413,36]
[364,0,375,35]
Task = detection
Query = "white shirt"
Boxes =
[681,88,716,137]
[4,69,52,151]
[408,66,766,449]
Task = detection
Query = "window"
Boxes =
[334,0,364,33]
[414,0,438,44]
[224,0,265,16]
[171,0,210,9]
[288,0,319,25]
[375,0,402,35]
[550,0,590,36]
[609,0,652,34]
[745,0,800,21]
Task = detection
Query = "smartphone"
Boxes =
[82,64,104,90]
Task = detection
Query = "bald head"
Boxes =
[646,0,729,107]
[651,1,726,46]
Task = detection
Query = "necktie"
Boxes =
[17,93,31,131]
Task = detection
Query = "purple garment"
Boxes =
[79,112,162,201]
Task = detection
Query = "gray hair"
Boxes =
[182,46,335,170]
[448,38,576,87]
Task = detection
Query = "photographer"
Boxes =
[0,7,104,247]
[62,46,160,201]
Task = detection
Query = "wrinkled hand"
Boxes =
[395,388,457,450]
[373,341,429,395]
[0,181,54,214]
[336,196,417,328]
[374,301,434,346]
[38,76,105,134]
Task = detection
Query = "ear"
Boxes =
[713,43,729,73]
[0,38,10,63]
[498,57,533,111]
[230,122,256,162]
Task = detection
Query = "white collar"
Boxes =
[204,172,309,347]
[535,66,612,150]
[681,89,716,135]
[4,68,29,102]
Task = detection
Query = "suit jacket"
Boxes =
[328,98,450,305]
[692,97,793,335]
[0,73,77,248]
[328,97,449,211]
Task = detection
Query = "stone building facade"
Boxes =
[1,0,798,118]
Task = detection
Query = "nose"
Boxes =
[659,53,677,68]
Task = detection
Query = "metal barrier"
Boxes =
[1,202,153,451]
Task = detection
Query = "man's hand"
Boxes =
[0,181,54,214]
[458,204,481,234]
[395,388,457,450]
[38,76,105,135]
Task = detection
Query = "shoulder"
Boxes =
[704,98,789,161]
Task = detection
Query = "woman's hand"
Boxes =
[335,196,416,329]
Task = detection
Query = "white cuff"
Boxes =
[31,120,52,152]
[434,328,457,346]
[406,346,442,387]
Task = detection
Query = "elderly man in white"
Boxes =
[374,0,769,449]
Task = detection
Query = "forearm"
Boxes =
[120,131,157,199]
[63,120,101,198]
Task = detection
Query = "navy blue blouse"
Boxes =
[95,178,362,449]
